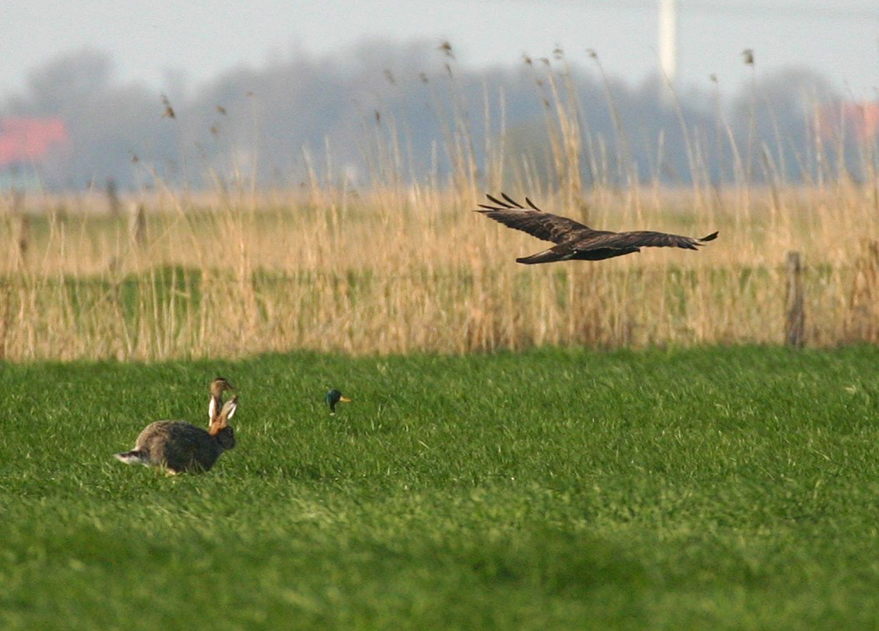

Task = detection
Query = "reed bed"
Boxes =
[1,57,877,361]
[0,179,876,362]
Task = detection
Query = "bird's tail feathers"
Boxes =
[516,248,563,264]
[115,450,148,465]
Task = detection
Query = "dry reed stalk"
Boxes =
[1,174,876,361]
[845,239,879,343]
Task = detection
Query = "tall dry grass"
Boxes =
[1,54,877,361]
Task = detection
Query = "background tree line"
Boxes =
[0,41,852,191]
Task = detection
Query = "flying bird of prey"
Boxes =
[475,193,718,265]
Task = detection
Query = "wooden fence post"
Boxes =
[785,251,805,348]
[130,203,147,247]
[106,178,121,217]
[15,214,29,267]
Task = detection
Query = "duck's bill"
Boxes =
[340,396,352,403]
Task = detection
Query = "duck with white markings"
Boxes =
[326,389,351,415]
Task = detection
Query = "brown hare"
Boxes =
[115,377,238,474]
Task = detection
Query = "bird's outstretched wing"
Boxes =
[579,230,719,252]
[474,193,590,244]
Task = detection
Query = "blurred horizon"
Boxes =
[4,0,878,97]
[0,40,868,192]
[1,0,877,192]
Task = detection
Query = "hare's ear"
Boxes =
[209,396,237,435]
[209,396,220,423]
[219,396,238,424]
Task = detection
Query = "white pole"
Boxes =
[659,0,678,97]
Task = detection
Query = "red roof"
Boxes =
[0,117,69,168]
[815,102,879,143]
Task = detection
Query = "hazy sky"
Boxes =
[3,0,878,100]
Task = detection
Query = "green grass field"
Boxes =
[2,346,879,630]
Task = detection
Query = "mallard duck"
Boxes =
[114,377,238,474]
[326,389,352,415]
[475,193,718,264]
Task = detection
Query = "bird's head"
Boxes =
[210,377,235,397]
[325,389,352,414]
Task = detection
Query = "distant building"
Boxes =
[0,117,70,192]
[815,102,879,144]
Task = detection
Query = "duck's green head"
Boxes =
[326,389,352,415]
